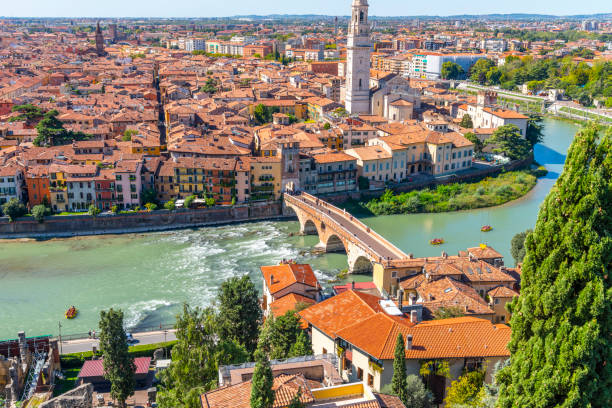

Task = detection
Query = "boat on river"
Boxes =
[65,307,78,319]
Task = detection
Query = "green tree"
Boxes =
[441,61,465,80]
[88,204,101,217]
[444,370,485,407]
[98,309,135,408]
[2,198,27,222]
[404,375,433,408]
[460,114,474,129]
[200,78,218,94]
[253,104,279,125]
[289,331,312,358]
[144,203,157,212]
[164,199,176,211]
[261,312,311,360]
[392,334,408,404]
[183,195,196,209]
[250,340,274,408]
[9,104,44,123]
[34,110,92,147]
[32,204,47,223]
[157,305,219,408]
[216,275,262,355]
[123,129,138,141]
[141,188,159,206]
[510,229,532,266]
[110,205,119,214]
[486,124,531,161]
[525,115,544,148]
[323,122,331,130]
[498,125,612,408]
[469,59,495,84]
[464,132,483,154]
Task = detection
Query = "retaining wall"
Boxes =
[0,201,288,239]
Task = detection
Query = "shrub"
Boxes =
[32,205,47,223]
[184,195,196,209]
[164,200,176,211]
[110,205,119,214]
[144,203,157,212]
[2,199,27,221]
[88,205,101,217]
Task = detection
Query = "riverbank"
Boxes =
[0,201,291,239]
[357,170,540,216]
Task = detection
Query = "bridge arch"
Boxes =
[350,255,374,274]
[302,219,318,235]
[323,234,346,253]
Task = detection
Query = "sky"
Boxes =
[2,0,610,18]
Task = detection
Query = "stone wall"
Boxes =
[39,383,93,408]
[0,202,288,239]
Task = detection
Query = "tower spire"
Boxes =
[345,0,371,114]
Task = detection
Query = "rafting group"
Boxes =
[65,306,78,319]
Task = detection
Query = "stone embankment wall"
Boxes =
[0,201,289,239]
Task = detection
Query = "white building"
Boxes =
[345,0,372,114]
[0,165,24,205]
[462,91,529,136]
[409,53,484,79]
[184,38,206,52]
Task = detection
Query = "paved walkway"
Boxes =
[60,330,176,354]
[291,193,406,261]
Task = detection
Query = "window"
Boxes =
[322,348,327,355]
[116,175,122,181]
[368,374,374,387]
[494,298,500,305]
[357,368,364,380]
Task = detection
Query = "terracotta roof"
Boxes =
[332,281,378,294]
[313,151,356,164]
[201,374,314,408]
[299,290,384,339]
[417,277,494,317]
[488,286,519,298]
[403,317,511,359]
[483,107,528,119]
[261,264,321,294]
[468,245,503,259]
[269,293,316,327]
[373,393,407,408]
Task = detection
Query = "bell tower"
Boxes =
[345,0,371,115]
[95,21,106,57]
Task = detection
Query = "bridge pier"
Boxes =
[347,243,374,274]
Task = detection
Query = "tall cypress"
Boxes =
[250,342,275,408]
[498,125,612,408]
[392,333,408,404]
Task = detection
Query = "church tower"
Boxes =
[345,0,371,115]
[95,22,105,57]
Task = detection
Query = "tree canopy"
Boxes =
[34,109,93,147]
[250,340,274,408]
[391,334,408,404]
[510,229,532,266]
[498,125,612,408]
[1,198,26,222]
[486,124,532,161]
[460,114,474,129]
[98,309,135,408]
[441,61,465,80]
[216,275,262,355]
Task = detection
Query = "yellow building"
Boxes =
[249,157,282,201]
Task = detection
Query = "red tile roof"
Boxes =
[78,357,150,378]
[261,264,320,294]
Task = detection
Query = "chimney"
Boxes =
[398,289,404,309]
[405,334,413,350]
[351,281,355,290]
[409,294,416,306]
[442,251,448,259]
[410,310,419,324]
[270,274,274,286]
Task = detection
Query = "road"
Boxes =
[293,194,406,261]
[59,330,177,354]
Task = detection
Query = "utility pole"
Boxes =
[58,322,63,355]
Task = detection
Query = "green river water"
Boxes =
[0,118,579,339]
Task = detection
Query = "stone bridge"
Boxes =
[284,192,409,273]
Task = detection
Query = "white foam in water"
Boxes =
[123,299,173,328]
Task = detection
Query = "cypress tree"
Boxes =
[392,333,408,404]
[250,341,275,408]
[498,125,612,408]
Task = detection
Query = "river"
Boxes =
[0,118,579,339]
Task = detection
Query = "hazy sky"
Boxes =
[2,0,610,18]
